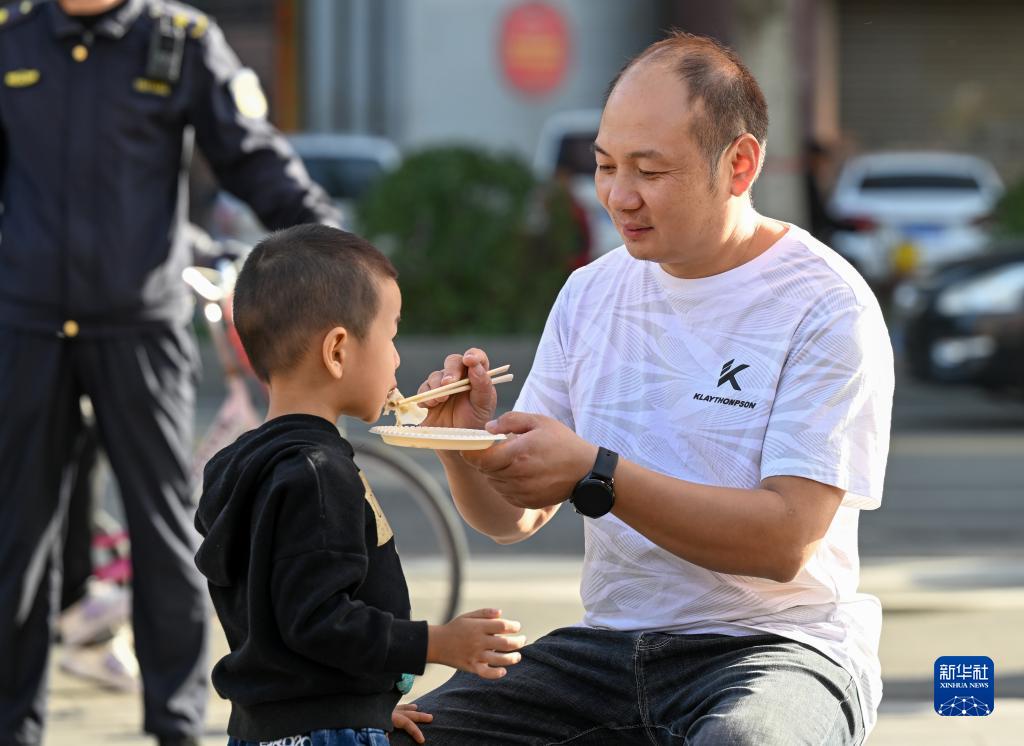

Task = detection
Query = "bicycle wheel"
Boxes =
[350,437,467,624]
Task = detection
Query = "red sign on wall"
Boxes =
[499,2,571,96]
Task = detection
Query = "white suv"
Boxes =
[828,151,1003,284]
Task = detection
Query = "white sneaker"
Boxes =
[59,581,130,646]
[58,631,139,693]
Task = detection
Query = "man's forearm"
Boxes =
[611,460,842,582]
[438,453,553,543]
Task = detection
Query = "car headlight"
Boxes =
[935,263,1024,316]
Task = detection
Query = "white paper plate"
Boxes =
[369,425,506,450]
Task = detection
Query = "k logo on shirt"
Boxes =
[717,359,750,390]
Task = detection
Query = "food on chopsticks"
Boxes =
[383,388,429,426]
[382,365,514,425]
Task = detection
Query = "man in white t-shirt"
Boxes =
[393,32,893,746]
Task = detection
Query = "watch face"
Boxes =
[572,478,614,517]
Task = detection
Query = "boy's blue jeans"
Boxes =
[390,626,864,745]
[228,728,388,746]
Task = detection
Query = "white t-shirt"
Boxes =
[515,226,894,735]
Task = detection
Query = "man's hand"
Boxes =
[462,412,598,510]
[418,348,496,430]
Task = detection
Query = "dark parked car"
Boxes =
[896,246,1024,395]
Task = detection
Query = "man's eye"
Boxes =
[639,169,662,177]
[596,164,615,172]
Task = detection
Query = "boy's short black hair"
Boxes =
[233,224,398,382]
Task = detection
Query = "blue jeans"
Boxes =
[228,728,388,746]
[390,627,863,745]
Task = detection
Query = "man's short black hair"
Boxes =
[606,31,769,184]
[233,224,398,382]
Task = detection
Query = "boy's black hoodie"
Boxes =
[195,414,428,740]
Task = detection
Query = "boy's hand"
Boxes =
[392,703,432,744]
[427,608,525,679]
[418,348,497,431]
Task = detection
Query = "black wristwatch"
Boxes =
[569,447,618,518]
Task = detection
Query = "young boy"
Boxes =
[195,225,525,745]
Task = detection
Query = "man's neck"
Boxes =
[660,208,787,280]
[721,210,783,269]
[58,0,123,16]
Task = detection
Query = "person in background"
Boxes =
[0,1,341,744]
[804,138,838,244]
[553,162,593,268]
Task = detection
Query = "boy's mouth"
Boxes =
[381,386,428,425]
[382,385,400,414]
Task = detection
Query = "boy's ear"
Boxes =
[321,326,349,380]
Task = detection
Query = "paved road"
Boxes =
[46,555,1024,745]
[861,366,1024,558]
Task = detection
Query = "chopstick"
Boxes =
[398,365,512,406]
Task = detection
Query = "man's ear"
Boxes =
[726,133,763,197]
[322,326,348,380]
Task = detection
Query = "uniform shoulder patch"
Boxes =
[154,1,209,39]
[0,0,38,30]
[188,12,208,38]
[229,68,268,120]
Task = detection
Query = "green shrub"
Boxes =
[994,177,1024,237]
[356,146,582,334]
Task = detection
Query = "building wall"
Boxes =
[341,0,663,160]
[838,0,1024,181]
[203,0,665,158]
[733,0,805,224]
[664,0,809,224]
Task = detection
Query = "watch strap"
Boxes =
[590,447,619,483]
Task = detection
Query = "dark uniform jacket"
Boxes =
[0,0,340,337]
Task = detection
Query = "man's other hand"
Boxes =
[462,412,598,510]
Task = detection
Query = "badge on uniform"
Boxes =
[133,78,172,97]
[229,68,268,120]
[4,69,40,88]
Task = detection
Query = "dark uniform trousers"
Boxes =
[0,324,207,744]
